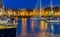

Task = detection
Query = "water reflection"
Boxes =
[16,18,60,37]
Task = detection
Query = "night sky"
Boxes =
[2,0,60,9]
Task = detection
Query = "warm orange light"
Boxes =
[40,21,45,31]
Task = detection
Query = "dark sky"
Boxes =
[2,0,60,9]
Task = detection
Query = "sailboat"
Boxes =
[31,0,41,20]
[31,0,46,31]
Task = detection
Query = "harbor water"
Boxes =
[16,18,60,37]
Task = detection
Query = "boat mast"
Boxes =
[40,0,42,17]
[50,0,53,14]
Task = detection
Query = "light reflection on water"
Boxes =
[16,18,60,37]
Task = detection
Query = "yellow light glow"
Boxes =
[40,21,45,31]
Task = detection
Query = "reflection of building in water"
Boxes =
[45,22,48,30]
[31,20,35,31]
[40,20,48,31]
[33,20,40,32]
[40,21,45,30]
[21,18,27,37]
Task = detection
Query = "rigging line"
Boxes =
[35,0,39,9]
